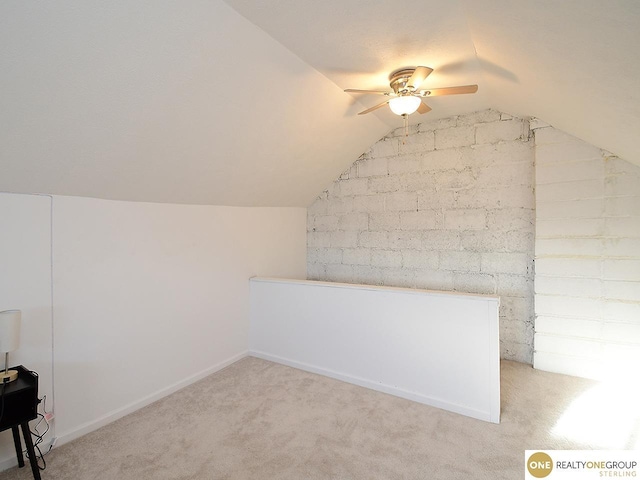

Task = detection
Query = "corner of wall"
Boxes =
[306,109,535,363]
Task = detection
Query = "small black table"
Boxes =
[0,365,41,480]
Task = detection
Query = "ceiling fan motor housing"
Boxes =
[389,68,419,95]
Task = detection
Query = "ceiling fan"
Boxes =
[345,66,478,116]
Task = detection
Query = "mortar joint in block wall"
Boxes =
[308,110,537,364]
[521,117,533,142]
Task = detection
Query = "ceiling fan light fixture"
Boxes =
[388,95,421,116]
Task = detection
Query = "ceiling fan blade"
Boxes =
[358,101,389,115]
[420,85,478,97]
[417,100,432,114]
[407,66,434,90]
[345,88,393,96]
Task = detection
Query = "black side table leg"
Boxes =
[19,422,41,480]
[11,426,24,467]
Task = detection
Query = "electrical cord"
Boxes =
[0,371,50,470]
[0,379,7,424]
[25,411,49,471]
[20,372,52,471]
[25,391,53,471]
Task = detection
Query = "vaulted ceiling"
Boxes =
[1,1,638,207]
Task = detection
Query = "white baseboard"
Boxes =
[54,351,248,447]
[249,350,492,423]
[0,450,20,472]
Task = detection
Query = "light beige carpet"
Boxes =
[1,357,638,479]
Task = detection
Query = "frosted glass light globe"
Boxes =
[389,96,421,115]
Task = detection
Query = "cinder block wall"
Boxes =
[533,125,640,379]
[307,110,535,363]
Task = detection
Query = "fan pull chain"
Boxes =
[403,114,409,143]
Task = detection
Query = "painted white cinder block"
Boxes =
[341,247,372,266]
[397,131,435,154]
[312,214,339,231]
[603,300,640,322]
[601,322,640,345]
[604,238,640,258]
[329,230,358,248]
[605,216,640,237]
[471,141,533,167]
[535,315,603,340]
[435,125,475,149]
[399,210,441,230]
[440,250,482,272]
[536,199,604,220]
[369,212,401,231]
[368,175,402,193]
[535,179,604,202]
[480,252,530,275]
[326,197,353,215]
[370,249,403,268]
[536,159,604,184]
[605,196,640,216]
[476,162,533,188]
[358,230,388,248]
[535,140,604,165]
[388,155,422,175]
[390,232,425,250]
[534,257,601,278]
[535,334,602,358]
[401,250,439,269]
[534,276,602,298]
[536,218,604,238]
[308,110,535,363]
[603,280,640,302]
[444,208,487,230]
[535,294,603,320]
[533,126,640,380]
[325,264,354,283]
[418,116,458,131]
[535,237,603,257]
[338,177,368,196]
[384,191,418,211]
[354,194,384,212]
[454,272,497,295]
[475,118,525,145]
[338,212,369,231]
[307,231,331,248]
[357,157,389,177]
[604,174,640,196]
[457,109,501,125]
[368,139,398,159]
[533,126,576,145]
[603,259,640,281]
[308,247,342,265]
[421,148,466,171]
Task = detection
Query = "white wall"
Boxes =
[307,110,535,363]
[52,196,306,443]
[533,126,640,380]
[0,193,306,469]
[0,193,53,468]
[250,278,500,423]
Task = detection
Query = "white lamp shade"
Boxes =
[0,310,21,353]
[389,95,421,115]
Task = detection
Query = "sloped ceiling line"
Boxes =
[1,0,638,208]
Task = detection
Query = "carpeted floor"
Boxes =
[1,357,638,479]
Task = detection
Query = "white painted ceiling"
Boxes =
[1,1,639,207]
